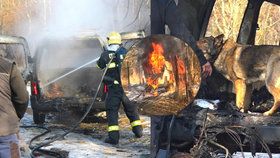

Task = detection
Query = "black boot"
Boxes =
[104,131,119,145]
[132,125,143,138]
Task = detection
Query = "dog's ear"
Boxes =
[214,34,224,47]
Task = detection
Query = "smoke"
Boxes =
[47,0,114,38]
[17,0,151,95]
[20,0,150,54]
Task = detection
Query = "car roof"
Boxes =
[0,35,31,80]
[0,35,31,56]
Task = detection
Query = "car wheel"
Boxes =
[32,110,46,124]
[30,95,46,124]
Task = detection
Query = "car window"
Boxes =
[39,40,102,70]
[255,2,280,45]
[0,43,27,73]
[36,38,104,97]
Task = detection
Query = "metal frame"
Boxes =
[0,35,32,80]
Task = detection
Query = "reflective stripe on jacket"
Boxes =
[97,46,127,85]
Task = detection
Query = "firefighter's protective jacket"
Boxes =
[97,46,127,85]
[0,57,29,136]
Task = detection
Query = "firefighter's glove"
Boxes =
[100,52,115,64]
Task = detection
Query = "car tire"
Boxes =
[30,95,46,124]
[32,110,46,124]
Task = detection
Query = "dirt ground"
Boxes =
[19,108,151,158]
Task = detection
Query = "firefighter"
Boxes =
[0,55,29,158]
[97,31,143,145]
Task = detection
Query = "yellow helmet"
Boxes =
[107,31,122,45]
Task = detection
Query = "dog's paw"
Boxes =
[263,110,273,116]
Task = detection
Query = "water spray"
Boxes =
[43,57,100,88]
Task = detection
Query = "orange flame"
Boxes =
[146,77,158,90]
[146,42,166,95]
[148,43,166,74]
[44,83,64,99]
[176,56,187,94]
[177,57,186,75]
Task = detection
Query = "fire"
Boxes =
[143,42,185,97]
[146,42,166,95]
[148,43,166,74]
[177,56,186,75]
[44,83,64,98]
[146,77,158,90]
[176,56,187,95]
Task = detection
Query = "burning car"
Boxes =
[30,35,106,124]
[30,32,145,124]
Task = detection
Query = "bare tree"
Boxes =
[206,0,279,45]
[255,2,280,45]
[0,0,44,34]
[206,0,247,40]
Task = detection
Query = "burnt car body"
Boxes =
[0,35,32,81]
[150,0,280,157]
[30,36,106,124]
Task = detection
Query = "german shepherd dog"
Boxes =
[197,34,280,116]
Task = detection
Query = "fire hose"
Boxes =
[21,57,114,158]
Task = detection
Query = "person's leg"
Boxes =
[105,86,122,144]
[0,134,20,158]
[122,94,143,138]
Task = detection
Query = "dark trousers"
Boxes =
[105,85,140,127]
